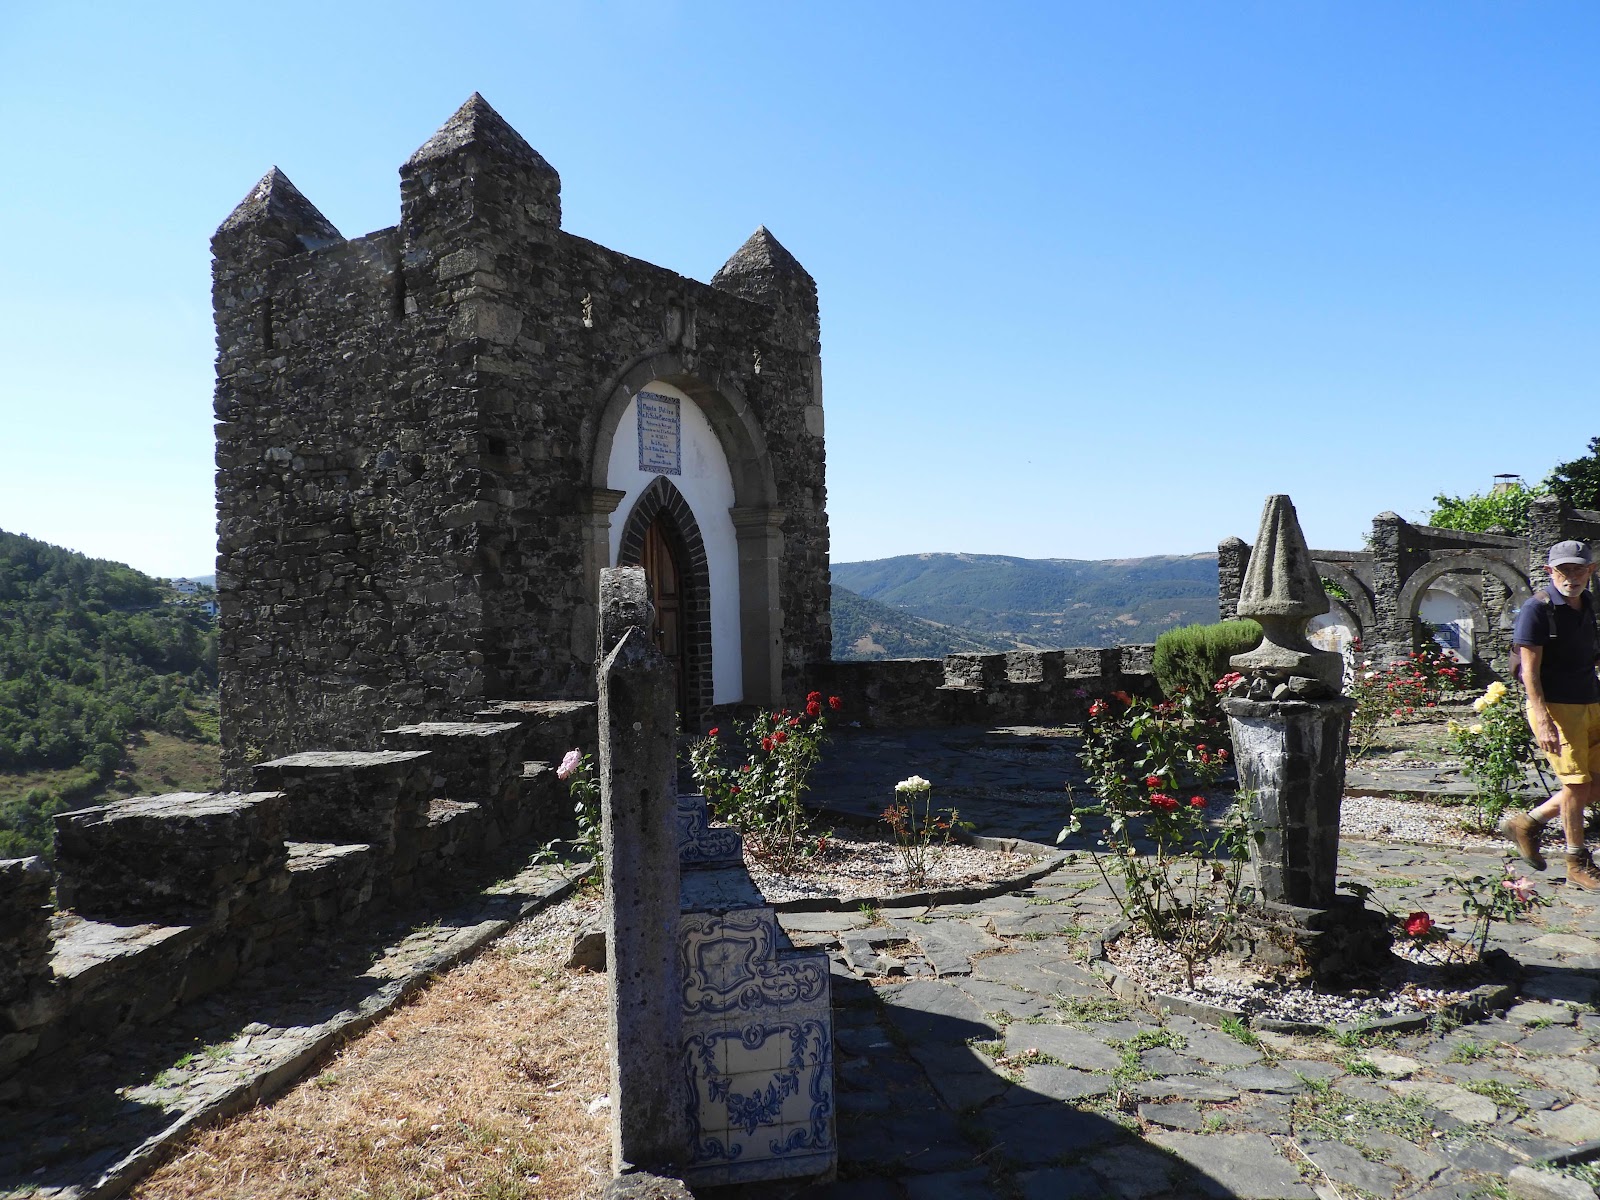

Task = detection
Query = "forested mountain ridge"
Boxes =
[831,552,1219,649]
[0,529,220,858]
[831,584,1017,660]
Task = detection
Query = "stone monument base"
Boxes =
[1234,894,1395,987]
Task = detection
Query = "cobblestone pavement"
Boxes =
[799,726,1600,1200]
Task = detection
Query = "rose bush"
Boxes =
[1059,686,1250,988]
[689,692,840,873]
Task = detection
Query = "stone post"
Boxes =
[1221,495,1390,981]
[600,618,684,1172]
[599,566,654,664]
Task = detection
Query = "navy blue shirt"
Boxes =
[1513,584,1600,704]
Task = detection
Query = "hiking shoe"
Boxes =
[1567,850,1600,892]
[1500,811,1548,871]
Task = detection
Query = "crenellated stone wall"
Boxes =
[814,645,1160,728]
[0,700,595,1090]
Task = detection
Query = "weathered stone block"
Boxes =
[253,750,431,853]
[54,793,287,920]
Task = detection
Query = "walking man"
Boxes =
[1502,540,1600,890]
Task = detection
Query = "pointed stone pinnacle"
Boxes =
[711,226,813,292]
[215,167,341,248]
[405,92,554,177]
[1236,495,1328,622]
[1231,494,1344,693]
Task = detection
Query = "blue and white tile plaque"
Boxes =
[637,391,681,475]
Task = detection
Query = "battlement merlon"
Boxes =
[211,94,820,356]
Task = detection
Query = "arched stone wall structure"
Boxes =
[1310,559,1377,640]
[1396,553,1532,629]
[616,476,714,722]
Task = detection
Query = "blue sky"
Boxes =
[0,2,1595,577]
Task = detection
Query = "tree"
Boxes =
[1545,437,1600,513]
[1426,483,1543,535]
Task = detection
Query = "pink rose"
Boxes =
[557,749,583,781]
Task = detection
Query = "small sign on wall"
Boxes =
[637,391,681,476]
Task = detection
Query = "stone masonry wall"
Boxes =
[0,699,594,1090]
[215,95,828,780]
[816,645,1160,728]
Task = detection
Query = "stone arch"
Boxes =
[616,476,714,724]
[1396,553,1533,628]
[1310,559,1376,639]
[581,349,784,706]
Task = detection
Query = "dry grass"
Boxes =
[133,894,610,1200]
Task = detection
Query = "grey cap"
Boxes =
[1548,540,1593,567]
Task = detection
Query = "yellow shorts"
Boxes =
[1540,702,1600,783]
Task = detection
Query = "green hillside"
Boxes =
[831,552,1219,649]
[0,530,220,859]
[831,584,1018,660]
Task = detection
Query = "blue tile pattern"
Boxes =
[674,798,834,1186]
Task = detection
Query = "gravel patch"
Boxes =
[746,828,1032,904]
[1106,932,1475,1027]
[1340,793,1547,851]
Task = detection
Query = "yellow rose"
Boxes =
[1447,720,1462,734]
[1472,697,1487,713]
[1470,724,1484,735]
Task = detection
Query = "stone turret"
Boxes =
[400,92,561,239]
[213,167,343,262]
[711,226,818,345]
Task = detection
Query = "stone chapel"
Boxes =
[211,94,831,779]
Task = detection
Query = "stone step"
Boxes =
[253,751,432,853]
[381,721,524,807]
[473,699,597,766]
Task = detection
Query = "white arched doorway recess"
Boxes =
[581,355,784,709]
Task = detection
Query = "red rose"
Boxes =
[1217,749,1229,762]
[761,736,774,752]
[828,695,843,710]
[730,785,741,795]
[789,715,802,726]
[1189,796,1206,809]
[1089,701,1106,716]
[1150,794,1179,811]
[806,700,822,717]
[807,691,822,704]
[1405,912,1432,937]
[1112,690,1132,705]
[707,727,719,737]
[741,763,751,772]
[1144,775,1163,789]
[774,730,788,744]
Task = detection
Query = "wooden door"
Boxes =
[641,514,688,715]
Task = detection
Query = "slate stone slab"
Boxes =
[1301,1138,1403,1197]
[1131,1076,1239,1102]
[948,978,1053,1020]
[1507,1164,1600,1200]
[1389,1081,1500,1125]
[902,1167,996,1200]
[1137,1101,1207,1130]
[1088,1143,1175,1199]
[1015,1166,1106,1200]
[1531,1103,1600,1144]
[882,980,1001,1040]
[1014,1064,1113,1102]
[1002,1023,1123,1072]
[969,952,1102,998]
[1223,1066,1307,1094]
[1510,1001,1579,1027]
[1139,1047,1210,1076]
[976,1105,1122,1165]
[1148,1132,1315,1199]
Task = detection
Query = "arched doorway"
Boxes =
[617,475,714,725]
[641,511,690,716]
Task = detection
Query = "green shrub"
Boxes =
[1152,620,1262,701]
